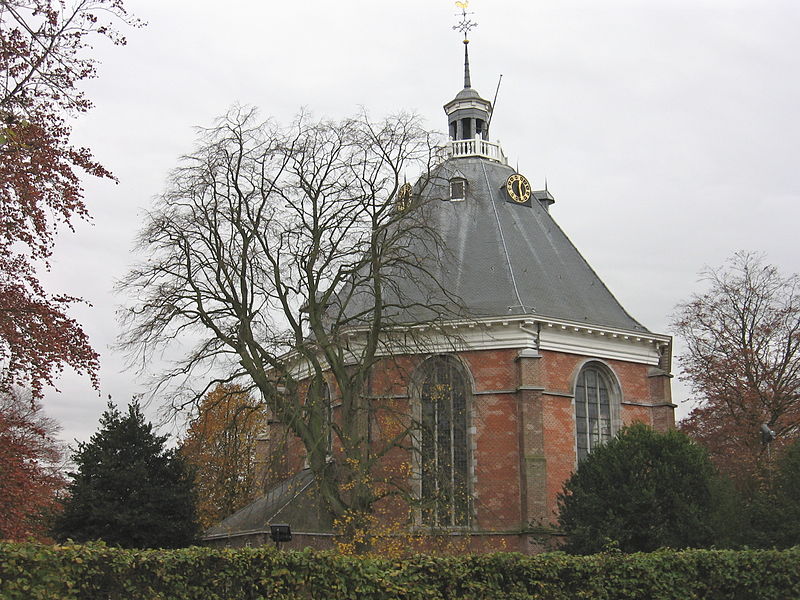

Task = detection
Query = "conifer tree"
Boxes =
[557,423,716,554]
[53,402,198,548]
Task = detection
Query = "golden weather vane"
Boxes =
[453,0,477,42]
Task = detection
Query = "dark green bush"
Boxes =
[2,542,799,600]
[53,402,198,549]
[558,423,717,554]
[745,438,800,549]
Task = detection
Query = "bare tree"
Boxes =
[673,252,800,488]
[119,107,457,542]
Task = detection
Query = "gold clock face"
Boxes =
[506,173,532,203]
[397,182,413,211]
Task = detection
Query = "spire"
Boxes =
[444,1,497,151]
[453,1,477,89]
[463,40,471,89]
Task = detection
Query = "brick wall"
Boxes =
[253,344,673,553]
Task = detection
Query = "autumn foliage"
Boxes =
[0,0,139,395]
[674,252,800,488]
[0,388,65,541]
[179,385,268,530]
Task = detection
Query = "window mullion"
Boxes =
[449,379,456,527]
[418,357,470,528]
[434,390,440,524]
[585,385,590,454]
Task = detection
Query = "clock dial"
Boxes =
[506,173,532,204]
[397,182,413,211]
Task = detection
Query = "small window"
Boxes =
[450,178,466,201]
[461,118,472,139]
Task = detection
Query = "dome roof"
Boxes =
[403,157,648,332]
[454,87,484,100]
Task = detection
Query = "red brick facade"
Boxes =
[256,342,673,554]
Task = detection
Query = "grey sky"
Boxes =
[39,0,800,445]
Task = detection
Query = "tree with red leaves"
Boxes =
[674,252,800,489]
[0,0,139,396]
[0,387,65,541]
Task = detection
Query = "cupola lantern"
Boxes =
[444,1,505,163]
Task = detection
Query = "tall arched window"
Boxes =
[575,363,617,462]
[416,355,470,527]
[306,378,332,458]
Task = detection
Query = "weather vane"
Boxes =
[453,1,477,43]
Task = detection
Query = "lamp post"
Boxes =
[761,423,776,486]
[269,523,292,550]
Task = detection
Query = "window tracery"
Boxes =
[415,355,471,527]
[575,363,618,461]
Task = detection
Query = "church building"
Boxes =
[204,16,674,554]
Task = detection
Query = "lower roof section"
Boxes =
[203,468,333,542]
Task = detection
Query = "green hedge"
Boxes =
[1,542,799,600]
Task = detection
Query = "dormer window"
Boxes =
[450,178,467,201]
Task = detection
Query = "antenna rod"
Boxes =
[487,73,503,128]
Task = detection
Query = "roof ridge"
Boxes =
[480,160,526,313]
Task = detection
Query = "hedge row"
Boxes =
[2,542,799,600]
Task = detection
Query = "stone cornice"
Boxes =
[285,314,672,376]
[395,315,670,367]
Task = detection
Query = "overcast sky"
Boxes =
[38,0,800,446]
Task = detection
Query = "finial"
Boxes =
[454,1,477,42]
[453,1,477,89]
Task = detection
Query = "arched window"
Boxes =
[416,356,470,527]
[574,363,617,461]
[306,378,332,458]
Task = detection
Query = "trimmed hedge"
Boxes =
[1,542,799,600]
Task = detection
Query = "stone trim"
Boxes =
[621,401,677,408]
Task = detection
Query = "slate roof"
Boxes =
[203,468,333,540]
[454,86,484,100]
[412,156,648,332]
